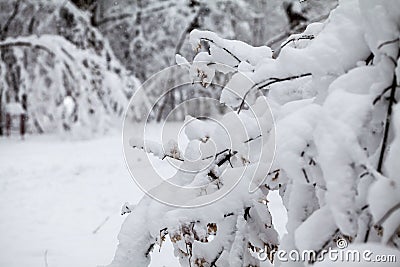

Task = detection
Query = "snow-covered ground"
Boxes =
[0,123,286,267]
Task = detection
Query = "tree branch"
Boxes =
[237,73,312,114]
[373,85,392,105]
[210,247,224,267]
[0,0,20,40]
[0,41,55,57]
[377,38,399,50]
[175,6,203,55]
[280,34,314,49]
[95,13,133,27]
[200,37,241,64]
[202,135,262,161]
[377,75,397,173]
[257,73,312,90]
[313,229,340,263]
[244,134,262,143]
[266,10,332,57]
[375,202,400,227]
[131,144,184,162]
[302,168,310,183]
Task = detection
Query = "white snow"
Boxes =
[0,125,182,267]
[0,125,287,267]
[5,102,25,115]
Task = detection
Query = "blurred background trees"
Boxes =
[0,0,337,135]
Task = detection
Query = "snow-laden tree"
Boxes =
[0,0,140,135]
[95,0,261,81]
[110,0,400,266]
[93,0,337,121]
[95,0,337,81]
[93,0,267,122]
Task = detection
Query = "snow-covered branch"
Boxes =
[237,73,312,113]
[111,1,400,266]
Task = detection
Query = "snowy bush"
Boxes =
[110,0,400,266]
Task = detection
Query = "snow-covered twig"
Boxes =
[377,75,397,173]
[280,34,315,49]
[199,37,241,64]
[373,85,393,105]
[266,10,332,50]
[237,73,312,113]
[266,23,308,48]
[210,248,224,267]
[175,6,203,55]
[313,229,340,263]
[377,38,400,50]
[256,73,312,90]
[202,135,262,162]
[131,138,184,161]
[375,202,400,228]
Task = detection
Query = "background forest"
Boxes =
[0,0,337,136]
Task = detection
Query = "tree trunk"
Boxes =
[20,114,25,137]
[5,113,11,136]
[0,89,3,136]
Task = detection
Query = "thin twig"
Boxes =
[244,134,262,143]
[161,154,184,161]
[237,73,312,113]
[280,34,314,49]
[313,229,340,263]
[92,216,110,234]
[375,202,400,227]
[210,247,224,267]
[377,75,397,173]
[202,148,230,160]
[364,217,372,243]
[132,144,184,162]
[44,249,49,267]
[266,11,332,49]
[217,151,237,167]
[200,37,241,63]
[202,135,262,161]
[377,38,399,50]
[95,14,133,27]
[373,85,392,105]
[258,73,312,90]
[302,168,310,183]
[366,53,374,65]
[185,241,192,267]
[0,41,55,56]
[175,6,203,55]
